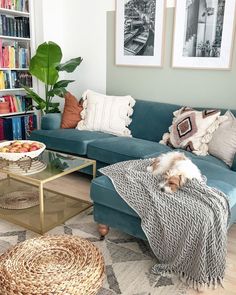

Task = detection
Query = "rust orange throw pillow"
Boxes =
[61,92,83,129]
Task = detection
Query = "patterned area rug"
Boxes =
[0,209,188,295]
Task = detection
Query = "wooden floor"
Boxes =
[0,172,235,294]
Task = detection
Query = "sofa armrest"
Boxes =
[232,153,236,172]
[41,113,62,130]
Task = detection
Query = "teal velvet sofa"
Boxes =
[30,100,236,240]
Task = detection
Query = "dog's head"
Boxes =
[159,173,186,194]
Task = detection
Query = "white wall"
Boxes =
[61,0,115,97]
[61,0,175,96]
[34,0,175,99]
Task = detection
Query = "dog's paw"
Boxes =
[147,166,153,172]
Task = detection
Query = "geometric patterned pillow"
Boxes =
[160,107,227,156]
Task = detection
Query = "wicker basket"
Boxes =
[0,235,105,295]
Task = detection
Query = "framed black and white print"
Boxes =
[172,0,236,70]
[116,0,165,67]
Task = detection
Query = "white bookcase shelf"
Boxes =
[0,110,34,117]
[0,8,29,17]
[0,88,32,92]
[0,35,31,41]
[0,68,29,71]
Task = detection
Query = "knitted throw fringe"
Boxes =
[152,267,224,291]
[100,159,230,291]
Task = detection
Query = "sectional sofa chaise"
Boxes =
[30,99,236,240]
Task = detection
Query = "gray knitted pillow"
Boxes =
[208,111,236,167]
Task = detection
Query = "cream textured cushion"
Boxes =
[76,90,135,137]
[160,107,227,156]
[208,111,236,167]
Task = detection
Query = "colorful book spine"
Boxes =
[0,39,30,68]
[0,15,30,38]
[0,95,32,113]
[0,71,4,89]
[0,39,2,67]
[3,113,36,140]
[0,118,4,140]
[0,0,29,12]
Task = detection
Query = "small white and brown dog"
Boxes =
[147,151,202,193]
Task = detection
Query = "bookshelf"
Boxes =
[0,8,30,17]
[0,87,32,92]
[0,110,34,117]
[0,35,31,41]
[0,0,36,140]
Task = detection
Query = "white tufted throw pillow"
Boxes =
[76,90,135,137]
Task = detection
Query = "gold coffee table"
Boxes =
[0,150,96,234]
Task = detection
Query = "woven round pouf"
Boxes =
[0,235,105,295]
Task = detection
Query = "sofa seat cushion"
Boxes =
[146,148,229,169]
[91,176,139,218]
[91,160,236,225]
[30,129,115,155]
[177,149,229,169]
[87,137,171,164]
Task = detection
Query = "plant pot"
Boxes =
[41,113,61,130]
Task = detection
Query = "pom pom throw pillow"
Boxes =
[76,90,135,137]
[208,111,236,167]
[61,92,83,129]
[160,107,227,156]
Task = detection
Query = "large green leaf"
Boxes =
[47,102,60,113]
[53,80,75,88]
[48,87,67,98]
[21,85,46,110]
[48,102,60,108]
[29,41,62,85]
[57,57,83,73]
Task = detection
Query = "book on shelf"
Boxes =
[0,94,32,113]
[3,113,37,140]
[0,69,10,88]
[0,117,4,140]
[0,69,32,89]
[0,38,30,68]
[0,14,30,38]
[0,0,29,12]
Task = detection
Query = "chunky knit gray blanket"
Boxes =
[100,159,230,290]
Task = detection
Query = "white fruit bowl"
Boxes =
[0,141,46,162]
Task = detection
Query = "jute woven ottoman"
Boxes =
[0,235,105,295]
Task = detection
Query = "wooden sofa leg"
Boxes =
[98,224,110,241]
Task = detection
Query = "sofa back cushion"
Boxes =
[129,99,236,143]
[129,100,181,142]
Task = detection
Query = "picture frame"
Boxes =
[172,0,236,70]
[116,0,166,67]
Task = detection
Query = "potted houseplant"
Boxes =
[22,41,82,129]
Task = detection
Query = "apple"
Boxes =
[29,146,38,152]
[11,141,22,147]
[18,147,29,153]
[0,147,9,153]
[22,143,30,149]
[31,143,41,149]
[9,148,18,153]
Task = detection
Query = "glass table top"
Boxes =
[0,150,95,184]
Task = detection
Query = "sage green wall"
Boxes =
[106,9,236,109]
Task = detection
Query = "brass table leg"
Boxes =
[39,183,44,234]
[93,162,97,179]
